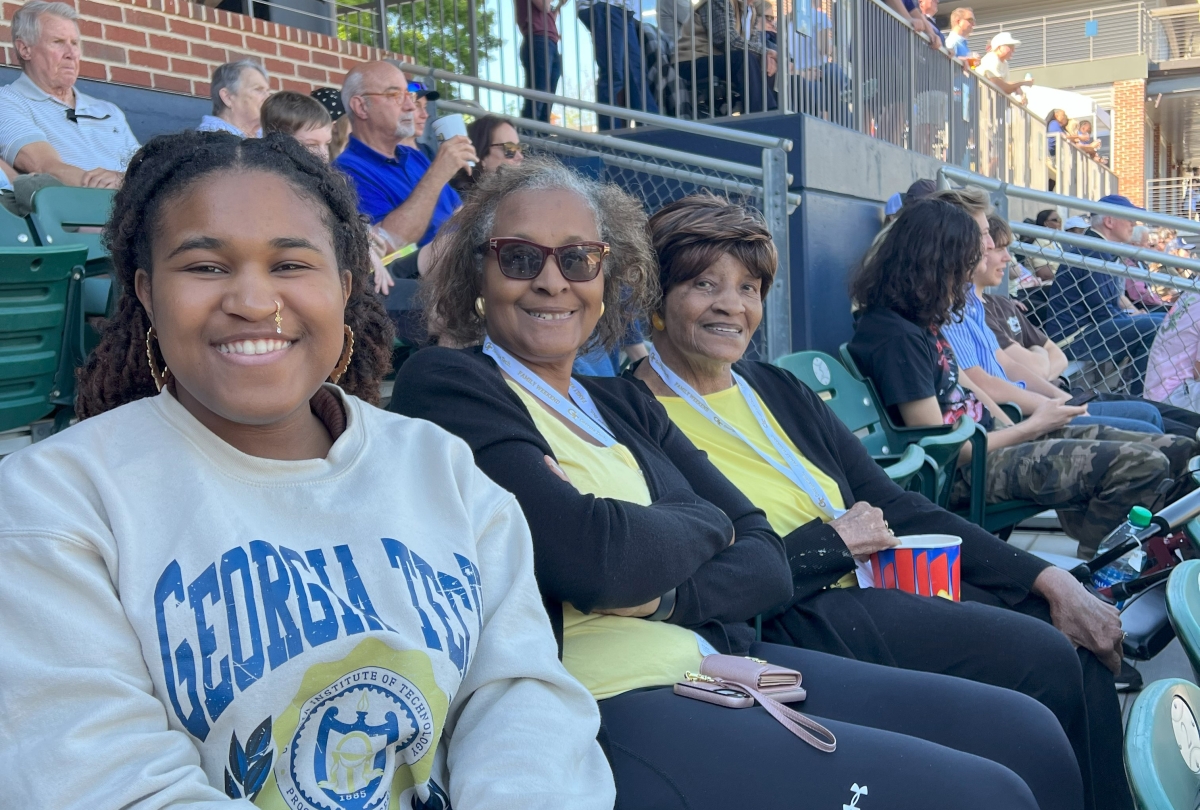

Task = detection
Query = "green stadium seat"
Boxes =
[0,205,35,247]
[838,342,1041,537]
[27,186,115,276]
[0,245,88,433]
[1124,677,1200,809]
[772,350,929,492]
[1166,560,1200,684]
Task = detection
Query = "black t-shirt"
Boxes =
[848,307,993,430]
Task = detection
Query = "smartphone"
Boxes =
[1066,390,1099,407]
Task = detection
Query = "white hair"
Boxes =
[11,1,78,67]
[340,69,367,117]
[210,59,268,115]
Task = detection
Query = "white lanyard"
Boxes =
[483,337,617,447]
[646,345,844,520]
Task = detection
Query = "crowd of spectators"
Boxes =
[4,2,1200,809]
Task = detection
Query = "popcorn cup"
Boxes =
[870,534,962,601]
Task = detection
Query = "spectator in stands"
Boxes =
[0,131,617,810]
[1068,118,1102,160]
[451,115,525,195]
[398,77,438,162]
[311,86,350,161]
[790,0,846,121]
[260,91,332,159]
[578,0,657,129]
[0,0,138,189]
[335,61,476,258]
[1147,294,1200,409]
[574,320,648,376]
[882,0,940,50]
[1064,214,1090,234]
[516,0,564,122]
[945,7,976,60]
[918,0,945,47]
[978,32,1033,97]
[197,60,270,138]
[635,193,1137,810]
[940,202,1165,435]
[848,197,1194,560]
[1124,226,1168,314]
[393,158,1085,810]
[675,0,778,115]
[1043,194,1165,396]
[1047,108,1068,157]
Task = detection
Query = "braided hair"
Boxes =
[76,130,393,419]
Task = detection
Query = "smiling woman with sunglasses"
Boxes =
[392,158,1076,810]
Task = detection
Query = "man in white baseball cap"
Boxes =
[978,31,1034,97]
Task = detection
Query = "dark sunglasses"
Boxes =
[490,141,527,159]
[488,237,609,281]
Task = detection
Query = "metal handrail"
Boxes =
[939,165,1194,233]
[1011,240,1200,295]
[1011,222,1200,281]
[405,64,793,151]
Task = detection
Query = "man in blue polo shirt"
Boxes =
[335,61,477,257]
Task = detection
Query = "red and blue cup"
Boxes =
[870,535,962,601]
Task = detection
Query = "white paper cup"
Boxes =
[430,114,475,167]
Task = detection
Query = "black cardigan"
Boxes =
[390,346,794,654]
[623,359,1052,605]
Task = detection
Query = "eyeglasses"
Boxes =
[360,89,414,104]
[488,237,609,281]
[489,141,527,159]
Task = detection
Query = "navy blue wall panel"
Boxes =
[0,66,209,144]
[794,189,884,354]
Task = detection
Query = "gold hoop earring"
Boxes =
[145,326,170,392]
[329,325,355,384]
[274,300,283,335]
[474,296,486,320]
[650,312,665,332]
[599,302,606,317]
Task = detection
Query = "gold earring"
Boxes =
[475,296,486,319]
[599,302,606,317]
[329,325,355,384]
[274,300,283,334]
[145,326,170,392]
[650,312,665,332]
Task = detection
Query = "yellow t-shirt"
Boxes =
[657,386,856,588]
[508,381,706,700]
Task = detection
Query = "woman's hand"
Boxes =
[1033,567,1123,674]
[593,598,662,618]
[829,501,899,560]
[367,228,396,296]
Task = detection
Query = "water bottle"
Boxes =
[1091,506,1154,593]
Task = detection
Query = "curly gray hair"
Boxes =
[422,157,659,352]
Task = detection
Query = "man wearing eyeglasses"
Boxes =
[0,1,139,189]
[944,7,976,62]
[335,61,477,259]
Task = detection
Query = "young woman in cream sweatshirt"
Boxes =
[0,131,614,810]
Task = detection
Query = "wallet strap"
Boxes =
[692,673,836,752]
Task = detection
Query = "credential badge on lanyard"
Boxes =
[646,345,844,520]
[483,337,618,447]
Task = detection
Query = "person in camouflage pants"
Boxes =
[952,423,1196,553]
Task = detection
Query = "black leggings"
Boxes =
[600,642,1081,810]
[764,586,1128,810]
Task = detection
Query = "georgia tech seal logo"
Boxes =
[276,667,435,810]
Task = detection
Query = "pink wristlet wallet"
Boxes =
[673,655,837,752]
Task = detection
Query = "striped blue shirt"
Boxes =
[0,73,139,172]
[942,287,1024,387]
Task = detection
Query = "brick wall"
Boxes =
[1111,78,1146,206]
[0,0,409,99]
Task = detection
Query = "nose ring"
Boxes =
[274,300,283,334]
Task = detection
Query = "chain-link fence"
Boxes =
[939,166,1200,400]
[438,98,798,359]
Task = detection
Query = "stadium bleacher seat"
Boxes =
[1124,677,1200,809]
[1166,559,1200,683]
[772,350,928,492]
[0,205,35,247]
[0,245,89,435]
[27,186,115,276]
